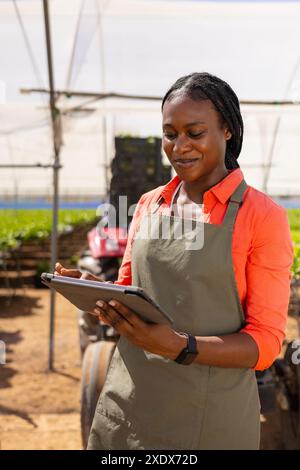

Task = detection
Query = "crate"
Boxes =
[109,137,171,223]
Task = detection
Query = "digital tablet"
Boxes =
[41,273,173,325]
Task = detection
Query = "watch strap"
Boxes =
[174,333,198,365]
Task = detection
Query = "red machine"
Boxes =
[78,222,128,283]
[87,226,127,260]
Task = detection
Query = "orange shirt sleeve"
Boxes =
[240,204,294,370]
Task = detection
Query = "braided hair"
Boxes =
[161,72,243,170]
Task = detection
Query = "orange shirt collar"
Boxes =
[160,168,245,206]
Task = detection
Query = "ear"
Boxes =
[224,128,232,141]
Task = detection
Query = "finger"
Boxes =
[98,317,109,326]
[54,263,63,274]
[96,301,132,333]
[93,306,109,320]
[54,265,66,276]
[80,271,92,280]
[93,308,111,325]
[80,271,100,282]
[94,304,121,329]
[110,316,122,329]
[61,268,81,278]
[96,300,127,324]
[107,300,144,328]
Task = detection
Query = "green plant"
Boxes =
[292,245,300,280]
[287,210,300,280]
[69,254,80,266]
[35,259,51,277]
[0,209,98,250]
[34,259,51,288]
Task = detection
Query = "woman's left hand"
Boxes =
[94,300,185,360]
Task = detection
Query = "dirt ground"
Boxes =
[0,288,82,450]
[0,287,299,450]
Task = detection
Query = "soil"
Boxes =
[0,287,299,450]
[0,288,82,450]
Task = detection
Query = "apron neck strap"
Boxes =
[151,179,248,227]
[222,179,248,230]
[151,196,165,214]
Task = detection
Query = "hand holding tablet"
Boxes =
[41,273,173,325]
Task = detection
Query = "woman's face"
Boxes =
[162,95,232,183]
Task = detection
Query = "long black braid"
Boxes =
[161,72,243,170]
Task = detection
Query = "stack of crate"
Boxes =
[109,137,171,224]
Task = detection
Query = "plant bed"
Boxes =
[0,210,98,288]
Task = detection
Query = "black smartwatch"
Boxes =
[174,333,198,365]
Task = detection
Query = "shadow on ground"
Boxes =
[52,370,80,382]
[0,403,38,427]
[0,294,43,318]
[0,329,22,388]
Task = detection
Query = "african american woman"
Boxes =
[57,72,294,450]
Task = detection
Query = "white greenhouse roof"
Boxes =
[1,0,300,197]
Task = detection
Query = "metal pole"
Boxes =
[0,164,61,169]
[43,0,61,372]
[96,0,110,196]
[20,89,300,106]
[20,88,164,101]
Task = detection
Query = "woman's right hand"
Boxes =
[55,263,114,327]
[54,262,102,282]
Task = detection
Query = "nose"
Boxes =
[172,134,191,155]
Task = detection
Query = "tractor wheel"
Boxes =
[80,340,116,449]
[274,343,300,449]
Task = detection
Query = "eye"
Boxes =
[163,132,177,140]
[188,131,205,138]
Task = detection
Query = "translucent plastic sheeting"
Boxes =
[1,100,300,198]
[1,0,300,197]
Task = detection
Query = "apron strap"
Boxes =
[221,179,248,230]
[151,195,165,214]
[151,180,248,227]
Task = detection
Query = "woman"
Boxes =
[56,73,294,450]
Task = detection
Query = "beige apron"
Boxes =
[88,179,261,450]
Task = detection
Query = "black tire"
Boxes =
[275,343,300,449]
[80,340,116,449]
[78,309,102,358]
[281,409,300,450]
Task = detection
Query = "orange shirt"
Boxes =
[115,168,294,371]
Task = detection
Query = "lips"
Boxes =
[173,158,199,168]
